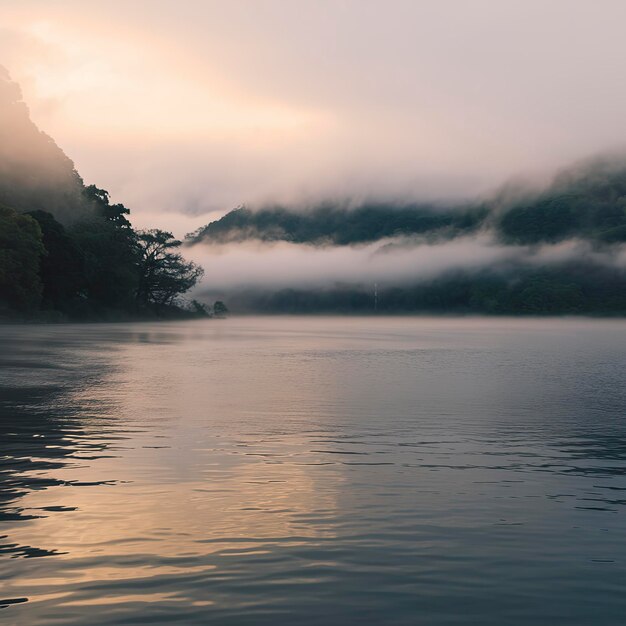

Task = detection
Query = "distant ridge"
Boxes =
[188,157,626,248]
[189,157,626,315]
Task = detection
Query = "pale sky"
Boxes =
[3,0,626,235]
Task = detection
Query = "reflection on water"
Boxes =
[1,317,625,625]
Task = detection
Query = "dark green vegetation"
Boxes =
[212,301,229,318]
[228,263,626,315]
[0,68,207,321]
[0,195,206,321]
[190,159,626,248]
[0,205,45,313]
[192,159,626,315]
[189,203,487,245]
[498,163,626,245]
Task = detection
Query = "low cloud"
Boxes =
[187,235,626,293]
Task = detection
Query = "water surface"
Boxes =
[1,317,625,624]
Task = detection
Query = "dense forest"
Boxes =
[191,159,626,315]
[188,202,488,245]
[0,68,215,321]
[223,263,626,315]
[190,159,626,247]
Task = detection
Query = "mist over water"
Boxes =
[2,317,626,625]
[188,235,626,292]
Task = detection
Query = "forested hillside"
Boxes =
[190,159,626,247]
[191,159,626,315]
[0,69,206,321]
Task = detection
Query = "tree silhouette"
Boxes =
[136,229,203,307]
[213,300,229,317]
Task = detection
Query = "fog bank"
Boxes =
[188,236,626,292]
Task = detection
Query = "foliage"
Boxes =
[136,230,204,307]
[26,210,85,310]
[189,203,487,246]
[0,193,209,320]
[0,69,211,321]
[190,299,211,316]
[213,300,229,317]
[0,205,45,312]
[84,185,133,229]
[228,263,626,316]
[190,158,626,249]
[0,192,210,319]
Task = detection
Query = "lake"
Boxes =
[1,316,625,625]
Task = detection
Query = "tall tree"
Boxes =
[136,230,203,307]
[69,186,139,311]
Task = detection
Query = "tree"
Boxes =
[83,184,133,229]
[190,299,210,317]
[69,186,140,311]
[70,216,139,310]
[27,210,85,310]
[0,205,45,312]
[136,229,203,307]
[213,300,229,317]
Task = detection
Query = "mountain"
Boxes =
[0,66,92,223]
[189,158,626,247]
[190,158,626,315]
[0,69,204,320]
[497,159,626,245]
[188,202,487,246]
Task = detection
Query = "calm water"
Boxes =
[1,317,626,625]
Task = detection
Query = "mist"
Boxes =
[187,235,626,294]
[5,0,626,234]
[0,66,90,222]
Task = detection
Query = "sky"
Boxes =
[3,0,626,237]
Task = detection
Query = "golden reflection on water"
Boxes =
[2,323,348,608]
[4,436,342,607]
